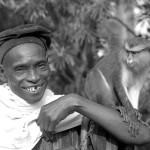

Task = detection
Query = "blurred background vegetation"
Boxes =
[1,0,150,149]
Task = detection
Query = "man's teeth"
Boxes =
[26,86,41,93]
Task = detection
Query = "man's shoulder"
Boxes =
[0,84,8,94]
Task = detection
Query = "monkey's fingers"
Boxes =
[117,106,126,117]
[134,110,142,121]
[121,107,127,117]
[118,107,132,123]
[132,122,137,137]
[128,121,135,137]
[133,121,140,137]
[128,120,140,137]
[124,115,131,123]
[115,106,133,123]
[136,123,141,135]
[132,121,137,137]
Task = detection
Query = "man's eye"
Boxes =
[38,63,48,70]
[15,67,26,73]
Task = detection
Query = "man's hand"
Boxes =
[36,93,79,134]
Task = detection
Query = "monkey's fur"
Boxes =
[81,36,150,150]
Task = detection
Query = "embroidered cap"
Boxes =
[0,24,51,64]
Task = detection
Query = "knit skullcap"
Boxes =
[0,24,51,64]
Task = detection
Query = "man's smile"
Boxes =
[23,84,44,94]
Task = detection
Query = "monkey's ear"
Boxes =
[0,65,7,83]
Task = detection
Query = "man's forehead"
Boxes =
[3,43,47,66]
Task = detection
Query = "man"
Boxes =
[0,24,150,150]
[0,24,82,150]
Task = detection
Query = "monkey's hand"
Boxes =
[116,106,130,122]
[115,106,141,137]
[134,108,142,121]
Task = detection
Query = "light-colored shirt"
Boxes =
[0,84,82,150]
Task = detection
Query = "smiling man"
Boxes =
[0,25,51,105]
[2,42,50,104]
[0,24,82,150]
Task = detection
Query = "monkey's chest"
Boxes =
[121,65,141,109]
[127,86,141,109]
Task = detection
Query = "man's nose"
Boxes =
[27,69,40,82]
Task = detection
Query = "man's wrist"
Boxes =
[71,94,85,113]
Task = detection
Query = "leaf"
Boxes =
[48,40,75,71]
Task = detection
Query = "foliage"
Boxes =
[0,0,135,95]
[134,0,150,38]
[134,0,150,121]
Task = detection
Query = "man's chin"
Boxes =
[24,94,44,104]
[18,90,45,104]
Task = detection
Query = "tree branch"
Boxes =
[111,16,136,37]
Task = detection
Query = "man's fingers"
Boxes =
[36,112,44,126]
[48,132,55,140]
[43,116,51,131]
[48,120,57,133]
[42,130,50,141]
[36,117,44,132]
[36,115,51,133]
[36,117,40,126]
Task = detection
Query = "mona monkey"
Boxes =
[81,37,150,150]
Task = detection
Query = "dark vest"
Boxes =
[32,126,81,150]
[32,123,134,150]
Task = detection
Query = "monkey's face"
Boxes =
[121,49,150,73]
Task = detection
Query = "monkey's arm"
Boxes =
[77,97,150,145]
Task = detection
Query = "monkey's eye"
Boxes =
[126,50,140,58]
[131,51,136,54]
[130,51,140,55]
[126,50,139,55]
[126,50,130,55]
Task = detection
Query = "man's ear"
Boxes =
[0,64,7,83]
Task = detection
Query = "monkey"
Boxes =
[80,36,150,150]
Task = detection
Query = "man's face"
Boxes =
[2,43,51,104]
